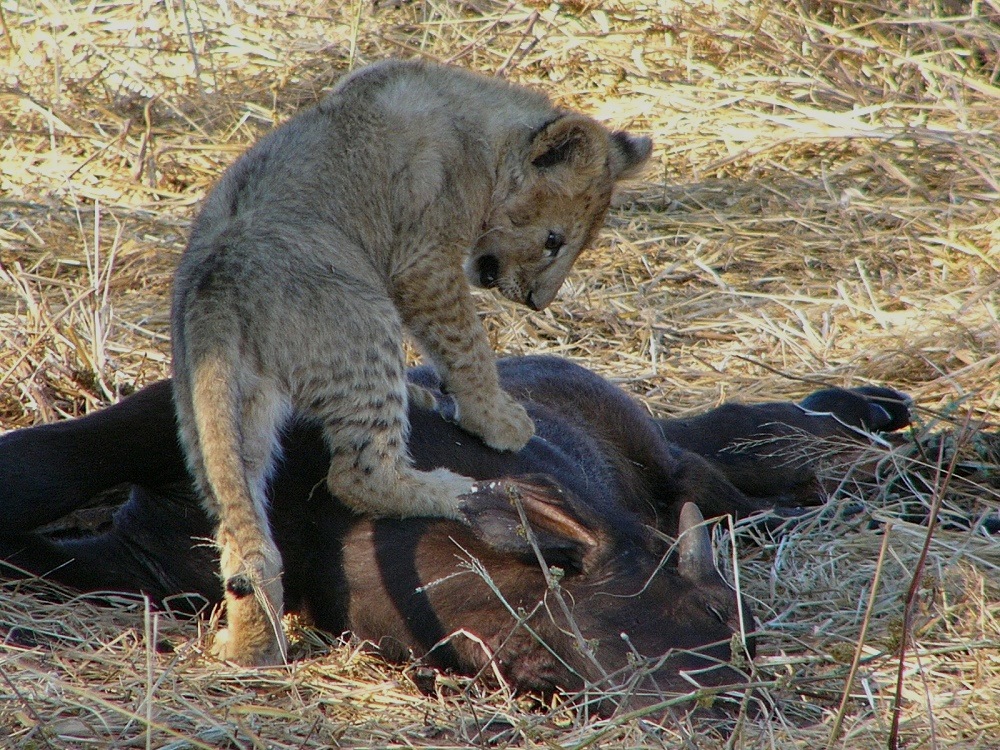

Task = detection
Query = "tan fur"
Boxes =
[170,59,651,666]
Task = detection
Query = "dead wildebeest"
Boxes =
[0,355,909,717]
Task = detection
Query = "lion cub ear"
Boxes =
[529,115,608,176]
[608,130,653,180]
[529,115,652,181]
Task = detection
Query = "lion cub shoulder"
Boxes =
[170,59,651,666]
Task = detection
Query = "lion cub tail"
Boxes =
[176,345,283,571]
[190,352,246,507]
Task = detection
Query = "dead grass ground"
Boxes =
[1,0,998,747]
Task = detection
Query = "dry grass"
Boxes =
[1,0,998,747]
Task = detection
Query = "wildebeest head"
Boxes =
[344,475,755,718]
[461,477,755,713]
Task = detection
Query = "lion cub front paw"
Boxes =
[458,390,535,452]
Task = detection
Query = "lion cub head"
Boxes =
[469,116,652,310]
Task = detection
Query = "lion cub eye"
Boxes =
[544,230,565,257]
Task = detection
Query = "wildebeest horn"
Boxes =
[677,502,717,584]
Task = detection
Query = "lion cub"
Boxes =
[171,59,651,666]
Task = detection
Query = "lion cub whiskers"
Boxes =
[170,59,651,666]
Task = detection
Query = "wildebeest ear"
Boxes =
[529,115,608,174]
[609,130,653,180]
[460,475,600,573]
[677,503,720,585]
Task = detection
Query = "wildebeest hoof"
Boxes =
[799,386,911,432]
[847,385,912,431]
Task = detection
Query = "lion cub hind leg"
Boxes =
[213,532,288,666]
[184,362,290,666]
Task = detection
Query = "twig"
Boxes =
[0,666,57,750]
[887,417,965,750]
[826,523,892,748]
[505,483,611,683]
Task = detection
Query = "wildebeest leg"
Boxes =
[0,484,219,613]
[0,382,218,608]
[655,386,910,499]
[0,531,145,593]
[0,380,187,530]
